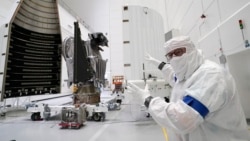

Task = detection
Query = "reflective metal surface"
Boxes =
[1,0,62,100]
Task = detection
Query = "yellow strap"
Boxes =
[161,127,169,141]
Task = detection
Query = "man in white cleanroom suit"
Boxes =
[127,36,250,141]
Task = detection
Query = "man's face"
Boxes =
[165,47,186,61]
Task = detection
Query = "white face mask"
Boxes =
[170,53,188,81]
[170,50,203,81]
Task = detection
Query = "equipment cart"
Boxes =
[59,104,86,129]
[112,75,124,94]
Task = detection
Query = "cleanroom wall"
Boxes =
[164,0,250,118]
[227,50,250,119]
[122,0,250,118]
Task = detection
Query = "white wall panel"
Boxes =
[219,0,250,21]
[0,0,20,25]
[0,0,17,25]
[123,22,129,42]
[179,0,202,36]
[108,0,123,85]
[201,0,214,11]
[58,5,90,40]
[123,0,168,31]
[170,1,195,29]
[123,6,165,80]
[188,26,201,46]
[166,0,184,29]
[0,0,16,11]
[61,0,109,33]
[219,4,250,118]
[227,50,250,118]
[219,4,250,56]
[199,1,220,37]
[198,31,221,63]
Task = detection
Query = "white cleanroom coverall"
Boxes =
[138,36,250,141]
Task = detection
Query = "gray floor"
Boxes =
[2,91,249,141]
[0,92,167,141]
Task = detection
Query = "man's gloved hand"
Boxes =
[126,82,151,104]
[145,53,161,67]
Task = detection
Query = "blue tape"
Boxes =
[183,95,209,118]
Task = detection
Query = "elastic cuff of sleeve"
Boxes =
[144,96,154,108]
[158,62,166,70]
